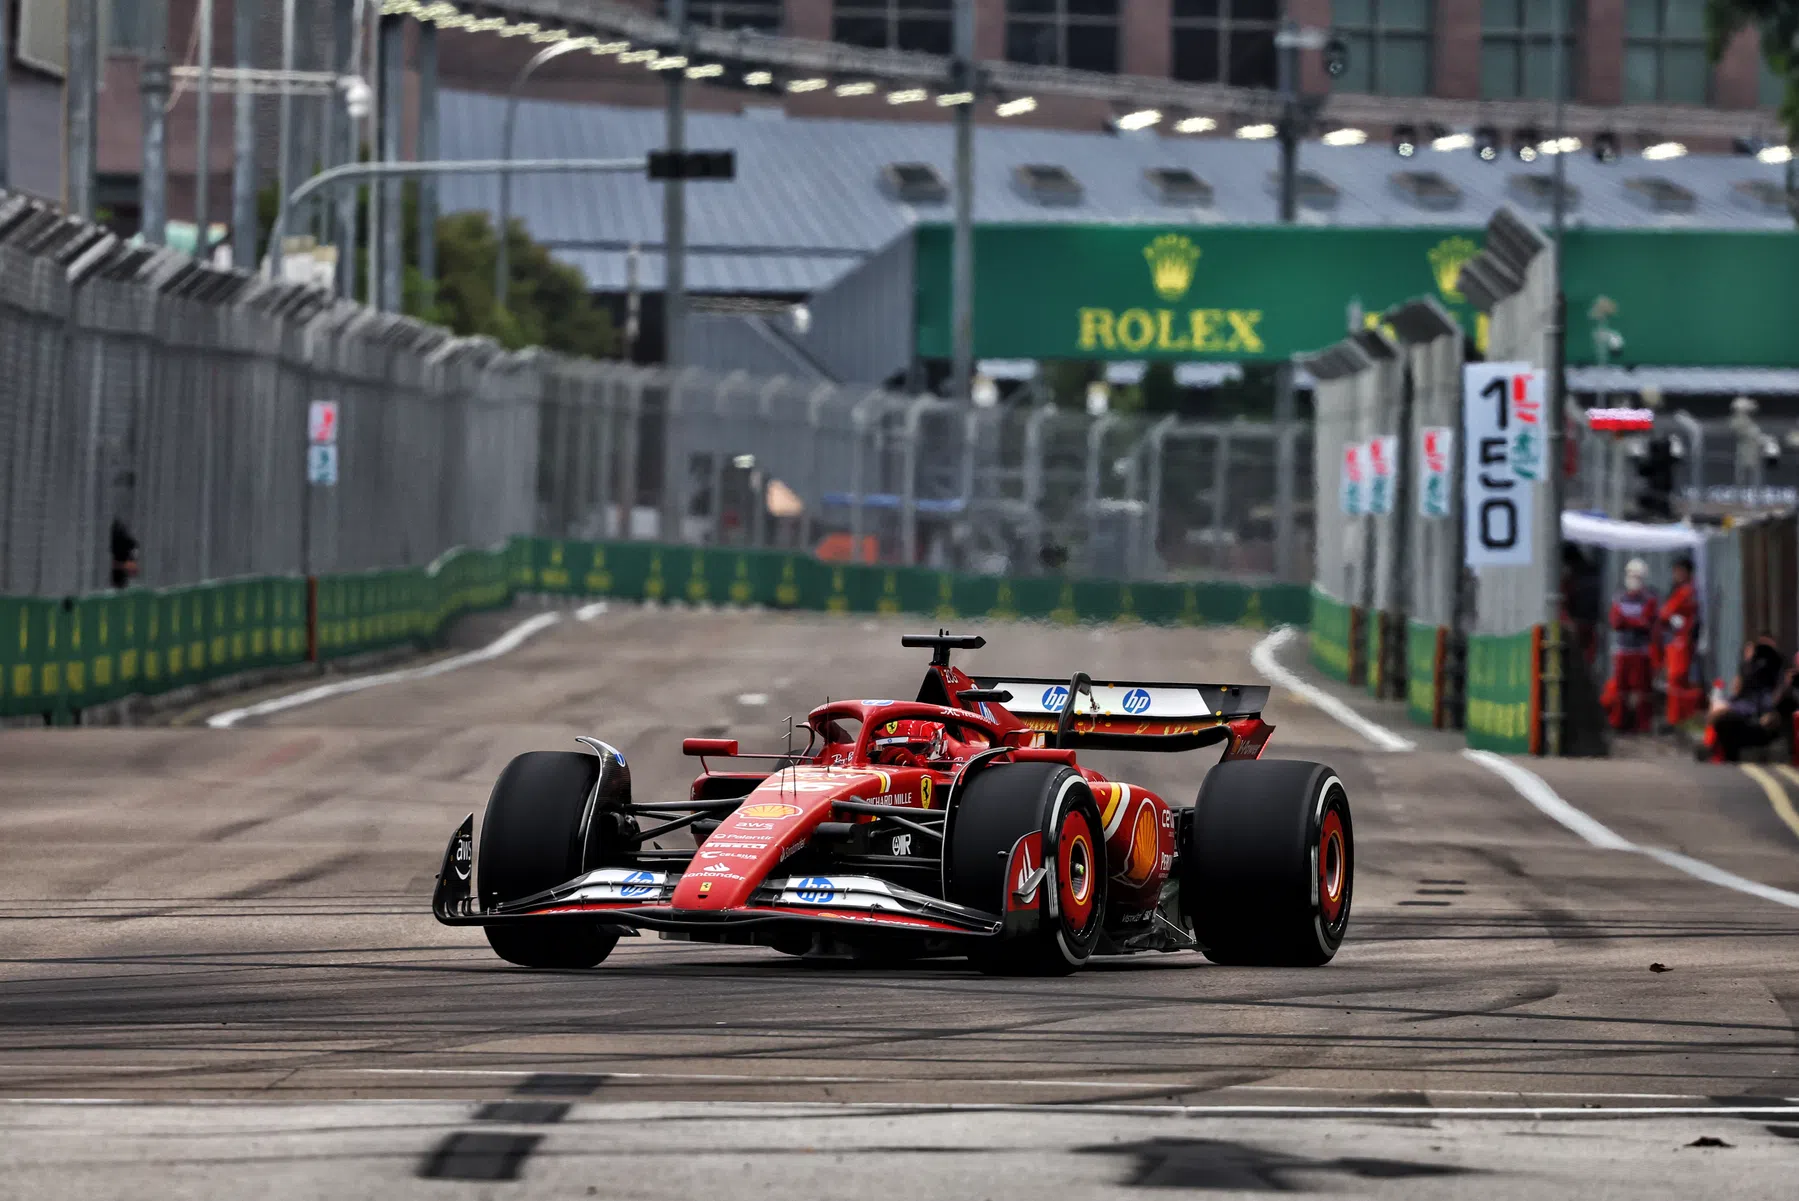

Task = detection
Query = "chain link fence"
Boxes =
[0,194,540,596]
[1,193,1308,598]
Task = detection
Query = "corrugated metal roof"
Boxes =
[438,91,1797,293]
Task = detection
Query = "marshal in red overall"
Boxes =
[432,633,1354,975]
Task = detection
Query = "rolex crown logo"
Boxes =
[1428,235,1479,303]
[1143,233,1201,302]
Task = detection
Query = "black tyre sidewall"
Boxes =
[477,750,619,969]
[947,762,1108,974]
[1185,759,1352,967]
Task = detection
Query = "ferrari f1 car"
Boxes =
[432,633,1352,976]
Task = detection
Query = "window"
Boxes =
[1266,169,1338,211]
[1481,0,1581,100]
[1759,59,1785,109]
[108,0,149,55]
[1330,0,1431,96]
[1171,0,1278,88]
[1145,167,1214,206]
[1389,170,1462,211]
[1005,0,1120,74]
[834,0,953,55]
[1014,164,1084,205]
[1623,0,1708,104]
[665,0,783,33]
[1623,176,1696,214]
[1508,173,1580,211]
[882,162,948,204]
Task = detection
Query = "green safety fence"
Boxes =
[0,542,523,721]
[1308,590,1353,682]
[2,536,1299,722]
[1406,620,1443,728]
[523,537,1309,628]
[1464,628,1540,755]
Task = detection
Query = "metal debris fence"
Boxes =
[0,191,1311,606]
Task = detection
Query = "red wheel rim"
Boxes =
[1057,809,1096,928]
[1319,807,1348,926]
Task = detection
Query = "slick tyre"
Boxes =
[946,762,1107,977]
[478,750,620,970]
[1184,759,1352,967]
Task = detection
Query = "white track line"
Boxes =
[575,600,609,621]
[1461,748,1799,911]
[1250,627,1416,753]
[9,1096,1792,1120]
[207,611,563,729]
[1461,750,1636,850]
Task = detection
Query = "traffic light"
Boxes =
[1630,434,1677,522]
[1323,35,1349,80]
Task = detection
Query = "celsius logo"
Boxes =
[619,870,656,899]
[795,877,836,904]
[1121,687,1152,715]
[1041,685,1070,710]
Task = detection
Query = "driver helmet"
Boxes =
[871,719,947,767]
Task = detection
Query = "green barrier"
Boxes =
[2,535,1309,722]
[1465,628,1538,755]
[1309,590,1353,682]
[1406,620,1442,728]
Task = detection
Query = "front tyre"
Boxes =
[1184,759,1352,967]
[946,762,1108,977]
[478,750,620,969]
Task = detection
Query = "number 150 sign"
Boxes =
[1462,363,1541,568]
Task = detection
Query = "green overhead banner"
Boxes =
[913,224,1799,367]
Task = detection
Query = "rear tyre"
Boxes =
[1184,759,1352,967]
[946,762,1107,977]
[478,750,620,969]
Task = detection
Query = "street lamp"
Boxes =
[495,39,590,307]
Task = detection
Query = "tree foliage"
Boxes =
[257,179,616,359]
[1708,1,1799,145]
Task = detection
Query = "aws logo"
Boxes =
[1143,233,1200,301]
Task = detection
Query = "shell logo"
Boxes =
[1119,805,1161,886]
[739,802,802,819]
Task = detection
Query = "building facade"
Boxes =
[11,1,1787,224]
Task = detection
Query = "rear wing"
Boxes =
[974,675,1270,752]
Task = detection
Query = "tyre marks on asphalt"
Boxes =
[418,1073,602,1182]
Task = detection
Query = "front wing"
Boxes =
[431,816,1001,938]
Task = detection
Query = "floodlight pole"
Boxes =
[496,38,588,309]
[949,0,976,407]
[1271,18,1303,583]
[664,0,690,367]
[1542,0,1569,757]
[269,158,645,281]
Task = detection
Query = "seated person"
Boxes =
[1700,638,1793,762]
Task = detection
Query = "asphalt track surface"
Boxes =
[3,608,1798,1199]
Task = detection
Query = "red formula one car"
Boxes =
[433,633,1353,976]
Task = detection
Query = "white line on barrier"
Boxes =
[1249,626,1416,753]
[206,611,564,729]
[1461,748,1799,911]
